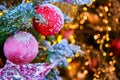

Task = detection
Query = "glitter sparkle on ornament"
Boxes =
[33,4,64,36]
[14,31,31,43]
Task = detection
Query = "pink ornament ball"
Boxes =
[4,31,38,64]
[33,4,64,36]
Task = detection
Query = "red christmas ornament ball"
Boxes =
[4,31,38,64]
[61,29,74,40]
[111,38,120,56]
[33,4,64,36]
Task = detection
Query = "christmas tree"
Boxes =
[1,0,120,80]
[0,0,91,80]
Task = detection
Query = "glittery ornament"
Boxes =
[111,38,120,56]
[4,31,38,64]
[65,0,70,3]
[33,4,64,36]
[0,60,56,80]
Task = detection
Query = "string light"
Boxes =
[105,44,109,48]
[92,0,96,2]
[0,12,3,16]
[86,49,91,53]
[99,27,103,32]
[103,52,107,56]
[108,2,111,7]
[83,7,88,11]
[71,39,75,44]
[79,25,83,30]
[109,61,113,65]
[94,35,98,40]
[100,39,104,44]
[92,5,95,8]
[109,52,113,56]
[83,70,88,74]
[105,34,109,39]
[108,12,111,16]
[57,35,62,42]
[103,19,109,24]
[75,53,80,57]
[69,35,74,39]
[103,35,106,39]
[83,16,88,20]
[99,13,103,17]
[69,35,75,44]
[48,41,51,46]
[93,78,97,80]
[102,69,106,73]
[106,38,110,41]
[43,47,47,51]
[80,19,85,24]
[109,66,115,72]
[113,60,116,64]
[98,71,101,75]
[67,58,72,63]
[69,24,79,29]
[107,26,112,31]
[53,40,57,45]
[40,35,45,40]
[94,73,99,78]
[97,39,101,44]
[85,62,89,65]
[68,65,72,70]
[26,0,30,3]
[104,6,109,12]
[115,18,119,23]
[94,34,101,40]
